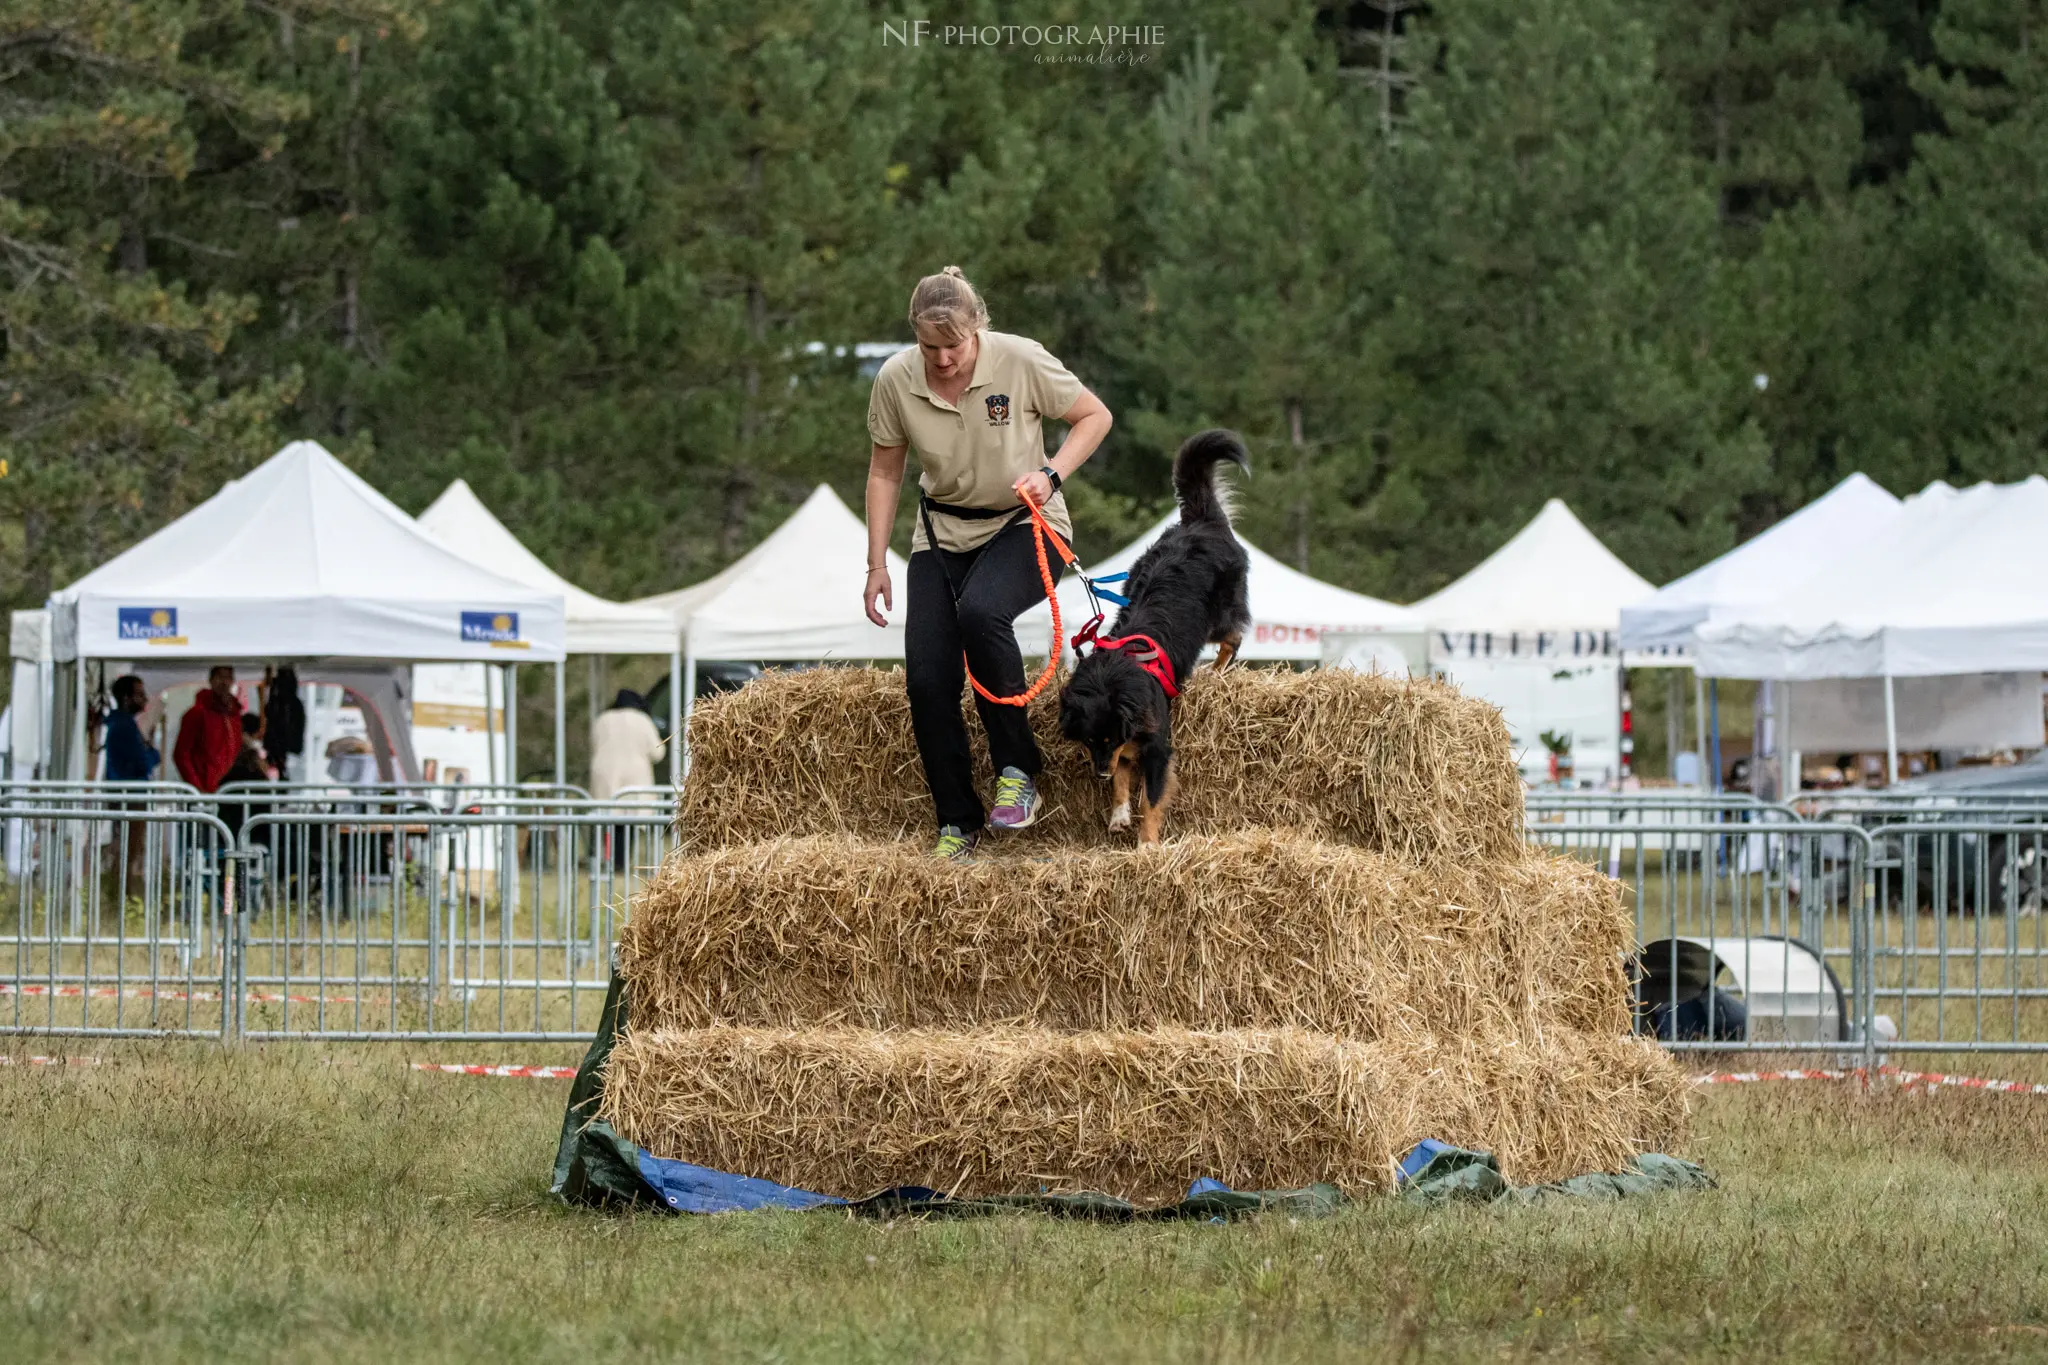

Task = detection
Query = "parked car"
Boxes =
[1810,756,2048,915]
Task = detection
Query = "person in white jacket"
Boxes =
[589,689,666,800]
[590,689,667,871]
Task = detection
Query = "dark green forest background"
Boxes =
[6,0,2046,621]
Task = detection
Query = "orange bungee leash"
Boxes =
[919,488,1127,707]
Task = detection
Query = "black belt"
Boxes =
[920,493,1026,521]
[917,493,1033,604]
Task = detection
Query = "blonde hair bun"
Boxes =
[909,266,989,343]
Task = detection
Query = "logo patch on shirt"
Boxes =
[984,393,1011,425]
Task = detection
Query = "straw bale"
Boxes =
[619,833,1630,1038]
[675,665,1522,863]
[599,1025,1689,1204]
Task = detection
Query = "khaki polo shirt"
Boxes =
[866,329,1085,553]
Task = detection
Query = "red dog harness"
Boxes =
[1070,618,1180,699]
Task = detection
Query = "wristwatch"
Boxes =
[1040,465,1063,494]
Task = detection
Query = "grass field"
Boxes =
[5,1042,2048,1362]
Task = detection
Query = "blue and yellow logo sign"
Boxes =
[461,610,528,648]
[117,606,187,646]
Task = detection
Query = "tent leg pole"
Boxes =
[502,661,519,918]
[553,660,566,791]
[506,663,519,786]
[73,657,87,781]
[676,648,693,784]
[1694,672,1707,787]
[483,666,498,787]
[1783,680,1796,804]
[1884,673,1899,785]
[587,656,600,748]
[1708,679,1721,795]
[1666,671,1683,781]
[1756,680,1773,799]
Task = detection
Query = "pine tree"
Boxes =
[586,0,920,572]
[1384,0,1768,591]
[0,0,302,608]
[1656,1,1885,232]
[1868,0,2048,485]
[165,1,427,447]
[1142,42,1397,581]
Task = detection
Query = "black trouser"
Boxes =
[905,518,1057,833]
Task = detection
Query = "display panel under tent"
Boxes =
[1013,512,1427,670]
[39,440,565,781]
[632,485,909,763]
[1414,499,1656,784]
[416,478,685,789]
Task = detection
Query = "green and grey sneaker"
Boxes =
[989,766,1042,831]
[932,825,980,861]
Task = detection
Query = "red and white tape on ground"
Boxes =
[1693,1068,1856,1085]
[1888,1067,2048,1096]
[1694,1064,2048,1096]
[5,1054,2042,1093]
[409,1062,579,1079]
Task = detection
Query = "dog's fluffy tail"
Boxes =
[1172,429,1250,527]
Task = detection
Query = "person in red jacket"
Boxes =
[173,665,244,794]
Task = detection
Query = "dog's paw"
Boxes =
[1107,801,1131,831]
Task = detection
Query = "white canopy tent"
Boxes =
[1619,473,1902,657]
[417,478,682,785]
[1695,477,2048,779]
[54,442,565,663]
[1415,499,1656,659]
[1415,499,1655,782]
[44,440,565,780]
[1618,472,1900,791]
[635,485,908,750]
[1014,513,1425,665]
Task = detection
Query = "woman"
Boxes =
[863,266,1113,860]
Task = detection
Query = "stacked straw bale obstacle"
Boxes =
[597,666,1689,1205]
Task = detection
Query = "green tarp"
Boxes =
[551,971,1713,1219]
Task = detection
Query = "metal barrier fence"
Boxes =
[3,800,673,1041]
[1525,816,1876,1060]
[1864,822,2048,1054]
[3,804,242,1037]
[7,787,2048,1055]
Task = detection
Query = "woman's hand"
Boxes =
[863,565,893,626]
[1013,468,1055,508]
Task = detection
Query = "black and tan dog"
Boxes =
[1058,429,1251,843]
